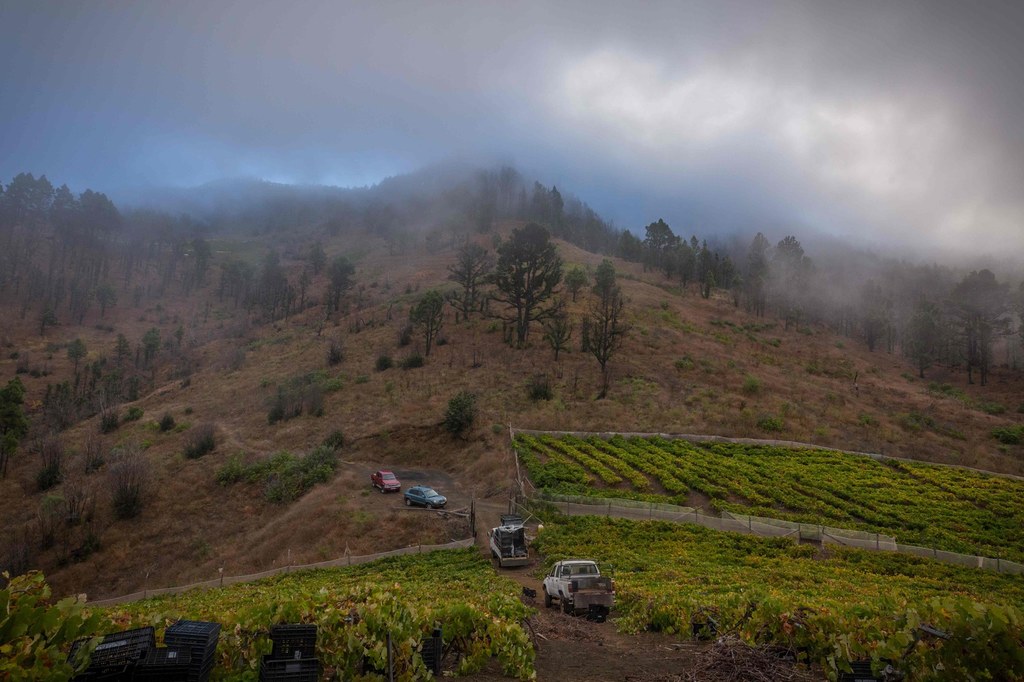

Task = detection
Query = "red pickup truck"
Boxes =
[371,470,401,493]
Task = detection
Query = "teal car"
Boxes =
[403,485,447,508]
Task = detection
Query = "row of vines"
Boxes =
[515,433,1024,561]
[2,549,535,681]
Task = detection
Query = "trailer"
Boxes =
[489,514,530,568]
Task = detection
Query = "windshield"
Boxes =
[382,473,396,480]
[422,488,438,496]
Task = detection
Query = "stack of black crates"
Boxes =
[69,626,156,681]
[421,627,443,676]
[259,624,320,682]
[163,620,221,682]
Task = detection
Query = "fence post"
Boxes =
[875,533,879,551]
[144,571,149,600]
[287,549,291,573]
[418,544,422,554]
[748,516,752,533]
[219,567,224,588]
[607,500,611,517]
[386,632,394,682]
[649,502,652,520]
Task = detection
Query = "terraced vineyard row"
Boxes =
[533,516,1024,680]
[514,433,1024,562]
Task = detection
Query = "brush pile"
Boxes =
[680,635,819,682]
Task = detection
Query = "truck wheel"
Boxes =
[543,589,552,608]
[404,498,411,506]
[562,600,573,615]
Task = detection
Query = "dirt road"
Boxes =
[467,499,823,682]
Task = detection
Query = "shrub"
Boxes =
[267,400,286,425]
[33,435,65,492]
[992,426,1024,445]
[674,356,694,371]
[400,354,424,369]
[756,415,784,433]
[979,402,1006,415]
[355,374,369,384]
[123,406,144,422]
[858,413,878,427]
[184,423,217,459]
[99,410,120,434]
[159,412,176,432]
[35,464,61,492]
[397,322,413,347]
[527,375,553,401]
[108,445,147,519]
[898,412,935,433]
[264,447,338,503]
[445,391,477,437]
[83,436,104,474]
[322,430,345,450]
[376,354,393,371]
[326,339,344,366]
[741,375,761,395]
[216,455,246,486]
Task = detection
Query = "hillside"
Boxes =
[1,184,1023,602]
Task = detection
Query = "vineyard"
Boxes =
[514,433,1024,561]
[532,515,1024,679]
[3,549,535,681]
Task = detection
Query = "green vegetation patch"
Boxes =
[217,446,339,503]
[533,516,1024,680]
[515,434,1024,561]
[95,550,533,680]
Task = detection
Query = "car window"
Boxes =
[423,488,437,496]
[383,473,396,480]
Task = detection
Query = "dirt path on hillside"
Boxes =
[464,500,824,682]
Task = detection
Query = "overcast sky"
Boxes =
[2,1,1023,257]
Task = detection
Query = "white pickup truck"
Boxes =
[542,559,614,621]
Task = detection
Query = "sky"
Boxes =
[2,0,1023,257]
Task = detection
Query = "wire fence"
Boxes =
[87,537,477,608]
[526,492,1024,576]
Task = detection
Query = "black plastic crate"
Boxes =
[134,647,192,682]
[420,627,443,675]
[839,660,881,682]
[164,620,220,682]
[268,624,317,660]
[164,620,221,651]
[259,655,320,682]
[68,626,155,678]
